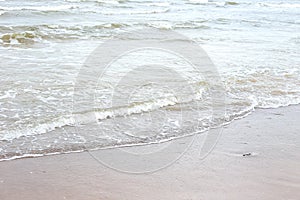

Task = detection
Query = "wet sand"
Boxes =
[0,105,299,200]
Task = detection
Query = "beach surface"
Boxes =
[0,105,299,200]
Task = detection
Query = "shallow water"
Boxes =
[0,0,299,160]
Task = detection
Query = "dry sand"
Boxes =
[0,105,299,200]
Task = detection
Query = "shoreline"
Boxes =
[0,104,277,163]
[0,105,299,199]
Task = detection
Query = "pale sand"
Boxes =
[0,105,299,200]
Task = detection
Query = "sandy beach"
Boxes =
[0,105,299,200]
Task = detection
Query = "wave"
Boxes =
[0,96,177,141]
[2,97,300,162]
[257,2,300,8]
[187,0,209,4]
[100,8,170,15]
[0,116,74,141]
[187,0,239,6]
[225,68,300,109]
[0,32,40,44]
[0,21,211,45]
[146,21,210,30]
[0,96,181,141]
[2,70,299,142]
[95,96,179,120]
[3,92,292,162]
[145,2,171,7]
[1,88,299,161]
[0,23,126,44]
[186,1,300,8]
[0,5,78,12]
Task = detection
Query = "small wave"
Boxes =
[187,0,235,6]
[145,21,210,30]
[146,22,173,30]
[225,68,300,110]
[72,96,181,126]
[256,96,300,109]
[100,8,170,15]
[187,0,241,7]
[225,1,239,6]
[0,91,203,141]
[0,99,256,162]
[0,32,38,44]
[0,23,127,45]
[145,2,171,7]
[0,89,17,99]
[257,3,300,8]
[0,96,180,141]
[96,96,179,120]
[1,85,299,161]
[187,0,209,4]
[0,5,77,12]
[95,0,129,4]
[65,0,128,4]
[1,116,74,141]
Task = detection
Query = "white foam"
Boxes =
[187,0,226,6]
[257,3,300,8]
[1,116,74,141]
[188,0,208,4]
[0,5,77,12]
[100,8,170,15]
[145,2,170,7]
[0,90,17,100]
[147,22,173,30]
[94,96,178,120]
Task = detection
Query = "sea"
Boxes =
[0,0,299,161]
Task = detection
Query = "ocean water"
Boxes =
[0,0,299,161]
